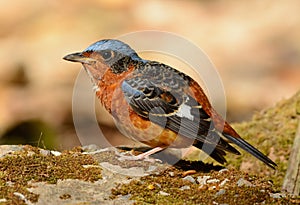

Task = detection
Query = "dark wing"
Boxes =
[121,64,240,162]
[121,76,183,118]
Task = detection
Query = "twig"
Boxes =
[282,120,300,196]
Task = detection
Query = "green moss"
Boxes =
[227,91,300,188]
[111,167,298,204]
[0,145,102,204]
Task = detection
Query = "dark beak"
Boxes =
[63,52,96,64]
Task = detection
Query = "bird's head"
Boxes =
[63,39,142,83]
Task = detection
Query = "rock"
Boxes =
[13,192,33,205]
[39,149,51,156]
[0,145,24,158]
[50,150,61,156]
[220,179,230,187]
[168,171,175,177]
[237,178,253,187]
[182,176,196,184]
[159,191,170,196]
[207,179,220,184]
[269,193,286,199]
[215,189,226,196]
[179,185,191,190]
[197,176,210,185]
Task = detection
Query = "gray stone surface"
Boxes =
[0,145,168,205]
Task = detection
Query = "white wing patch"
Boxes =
[176,103,194,121]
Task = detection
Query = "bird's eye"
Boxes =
[101,50,113,60]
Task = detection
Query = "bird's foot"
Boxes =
[116,147,164,163]
[117,154,161,163]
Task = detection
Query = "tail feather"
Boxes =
[208,132,241,155]
[194,141,227,164]
[208,149,227,164]
[223,133,277,169]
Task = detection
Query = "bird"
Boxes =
[63,39,277,169]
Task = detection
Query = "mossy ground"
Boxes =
[228,91,300,188]
[111,166,299,205]
[0,146,102,204]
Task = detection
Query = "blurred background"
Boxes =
[0,0,299,150]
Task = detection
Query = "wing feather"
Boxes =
[121,75,240,155]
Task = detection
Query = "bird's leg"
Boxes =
[117,147,165,162]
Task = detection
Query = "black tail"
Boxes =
[223,133,277,169]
